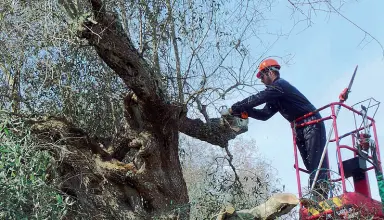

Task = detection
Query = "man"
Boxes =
[228,58,329,200]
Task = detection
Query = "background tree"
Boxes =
[180,136,283,219]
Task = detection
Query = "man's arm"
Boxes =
[231,85,284,115]
[246,103,278,121]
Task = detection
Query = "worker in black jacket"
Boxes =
[229,58,329,200]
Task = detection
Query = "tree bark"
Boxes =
[28,115,190,219]
[72,0,247,218]
[78,1,190,218]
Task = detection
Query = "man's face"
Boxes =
[259,70,273,85]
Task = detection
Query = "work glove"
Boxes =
[220,107,232,116]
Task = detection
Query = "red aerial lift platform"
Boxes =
[291,100,384,219]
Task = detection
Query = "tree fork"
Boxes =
[80,0,167,109]
[75,0,249,218]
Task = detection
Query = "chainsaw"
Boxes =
[219,106,249,132]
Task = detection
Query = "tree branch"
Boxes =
[224,146,243,189]
[79,0,167,107]
[179,117,246,148]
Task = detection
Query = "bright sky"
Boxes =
[229,0,384,203]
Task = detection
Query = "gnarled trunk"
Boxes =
[30,112,189,219]
[76,1,190,216]
[36,0,246,218]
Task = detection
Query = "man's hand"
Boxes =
[220,107,232,116]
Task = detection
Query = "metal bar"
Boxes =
[294,103,332,122]
[330,125,372,142]
[352,132,356,148]
[310,104,339,191]
[331,177,342,182]
[353,134,372,199]
[295,116,333,129]
[372,121,383,173]
[339,145,374,160]
[365,166,375,172]
[292,128,303,198]
[332,105,347,193]
[336,102,375,121]
[293,164,310,174]
[294,102,376,123]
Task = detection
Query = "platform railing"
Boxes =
[291,102,382,199]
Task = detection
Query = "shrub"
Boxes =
[0,112,68,219]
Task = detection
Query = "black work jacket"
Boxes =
[231,78,320,122]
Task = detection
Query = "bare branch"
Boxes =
[224,146,243,189]
[288,0,384,57]
[325,1,384,57]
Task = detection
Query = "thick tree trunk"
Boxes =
[54,0,247,218]
[78,1,190,217]
[29,114,189,219]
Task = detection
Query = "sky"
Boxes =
[226,0,384,204]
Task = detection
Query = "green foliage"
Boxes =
[0,0,126,138]
[0,112,69,219]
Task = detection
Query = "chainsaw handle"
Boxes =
[241,112,248,119]
[229,110,248,119]
[338,65,358,103]
[339,88,348,102]
[219,105,248,119]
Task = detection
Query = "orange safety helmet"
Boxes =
[256,58,281,78]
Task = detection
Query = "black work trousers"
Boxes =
[295,114,329,198]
